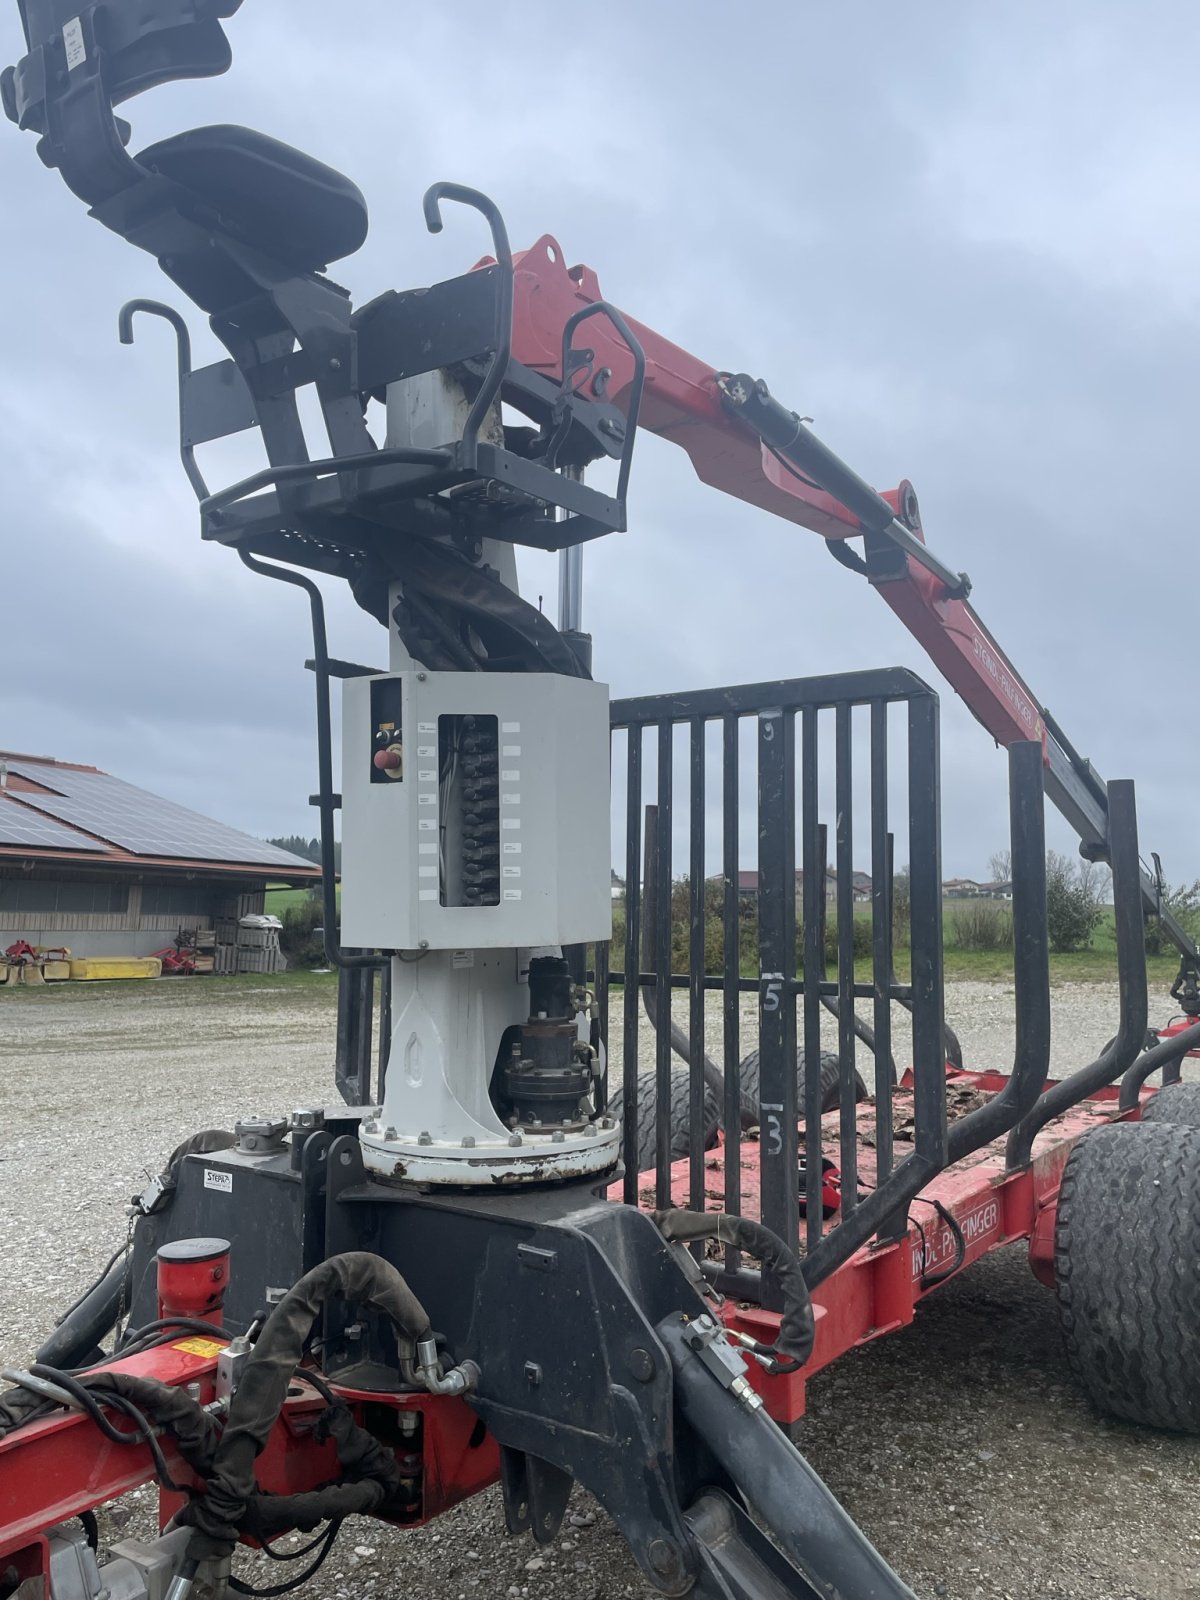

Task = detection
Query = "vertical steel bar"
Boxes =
[757,705,798,1291]
[594,935,610,1113]
[722,714,743,1277]
[834,704,858,1216]
[622,730,643,1206]
[801,707,824,1255]
[907,696,948,1170]
[870,704,894,1184]
[655,724,675,1209]
[688,717,707,1216]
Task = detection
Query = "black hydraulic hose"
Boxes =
[653,1210,814,1371]
[183,1253,431,1562]
[35,1254,132,1371]
[238,551,381,971]
[659,1316,918,1600]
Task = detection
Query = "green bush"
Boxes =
[280,899,327,968]
[946,899,1014,953]
[1145,879,1200,956]
[1045,850,1103,953]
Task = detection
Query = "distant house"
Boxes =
[610,870,625,902]
[735,867,871,905]
[979,879,1013,900]
[943,878,983,900]
[0,749,318,959]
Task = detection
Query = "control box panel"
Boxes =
[341,672,612,950]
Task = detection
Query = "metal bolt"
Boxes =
[418,939,429,950]
[551,1130,565,1143]
[508,1132,523,1147]
[417,1131,432,1146]
[647,1539,682,1580]
[416,672,427,682]
[628,1348,655,1383]
[329,357,341,370]
[600,1117,615,1130]
[384,1126,399,1140]
[461,1135,476,1148]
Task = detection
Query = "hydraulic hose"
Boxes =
[652,1210,814,1371]
[35,1254,132,1371]
[183,1253,433,1562]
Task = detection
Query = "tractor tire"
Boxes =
[1055,1121,1200,1432]
[1140,1081,1200,1127]
[607,1068,720,1174]
[738,1047,868,1126]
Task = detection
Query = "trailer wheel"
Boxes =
[1140,1081,1200,1126]
[1055,1121,1200,1432]
[738,1048,867,1126]
[607,1068,720,1172]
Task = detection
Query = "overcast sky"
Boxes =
[2,2,1198,883]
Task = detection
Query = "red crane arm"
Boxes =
[506,235,1045,753]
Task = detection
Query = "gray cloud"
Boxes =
[1,3,1195,881]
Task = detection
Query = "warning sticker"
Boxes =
[171,1337,226,1359]
[63,17,87,70]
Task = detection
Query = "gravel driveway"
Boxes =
[1,975,1197,1600]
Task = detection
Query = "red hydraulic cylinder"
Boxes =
[156,1237,230,1327]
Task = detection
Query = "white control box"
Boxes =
[340,672,612,950]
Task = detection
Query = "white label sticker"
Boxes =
[203,1168,233,1194]
[502,793,521,805]
[418,842,437,855]
[419,889,439,902]
[501,818,521,830]
[418,818,437,831]
[452,950,475,969]
[502,744,521,757]
[501,721,521,733]
[501,770,520,782]
[502,866,522,878]
[63,17,86,70]
[502,842,522,855]
[503,889,523,901]
[418,769,436,781]
[418,722,436,734]
[417,745,435,758]
[418,866,437,878]
[418,794,436,805]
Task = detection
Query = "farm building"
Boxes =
[0,750,319,960]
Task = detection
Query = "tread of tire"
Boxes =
[607,1067,719,1173]
[1139,1081,1200,1127]
[738,1048,867,1124]
[1055,1120,1200,1432]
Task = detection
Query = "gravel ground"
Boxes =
[1,976,1198,1600]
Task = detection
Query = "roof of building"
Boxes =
[0,751,319,880]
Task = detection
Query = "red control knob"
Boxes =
[374,748,402,772]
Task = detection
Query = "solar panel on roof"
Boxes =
[5,764,313,869]
[0,798,111,853]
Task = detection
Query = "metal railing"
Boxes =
[605,669,1050,1307]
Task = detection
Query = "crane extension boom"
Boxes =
[504,237,1198,964]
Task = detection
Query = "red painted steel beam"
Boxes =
[504,238,1047,754]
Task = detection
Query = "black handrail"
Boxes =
[118,298,209,502]
[237,550,382,973]
[1006,778,1147,1167]
[1117,1022,1200,1111]
[946,741,1050,1161]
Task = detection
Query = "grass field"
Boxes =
[263,880,1181,986]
